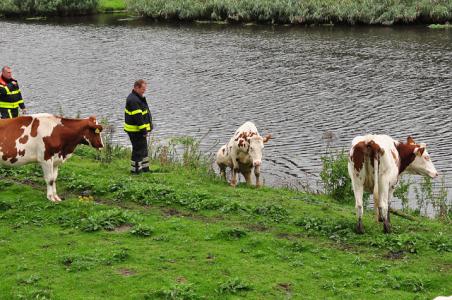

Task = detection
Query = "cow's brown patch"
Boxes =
[0,116,33,163]
[222,148,225,154]
[30,118,40,137]
[19,135,28,144]
[396,141,417,174]
[351,141,365,172]
[351,140,384,172]
[18,150,25,156]
[43,118,94,160]
[238,139,246,148]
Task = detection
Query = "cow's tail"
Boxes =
[369,140,383,222]
[373,151,380,208]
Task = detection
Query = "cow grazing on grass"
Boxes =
[348,135,438,234]
[216,122,271,187]
[0,114,103,202]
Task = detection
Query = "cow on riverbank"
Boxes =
[216,122,271,187]
[348,135,438,234]
[0,114,103,202]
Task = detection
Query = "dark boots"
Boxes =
[128,132,149,175]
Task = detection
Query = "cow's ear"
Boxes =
[263,134,272,143]
[407,136,416,145]
[87,117,102,132]
[414,147,425,156]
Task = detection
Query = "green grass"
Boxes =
[0,147,451,299]
[99,0,126,12]
[126,0,452,25]
[428,23,452,28]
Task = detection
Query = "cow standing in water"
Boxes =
[0,114,103,202]
[216,122,271,187]
[348,135,438,234]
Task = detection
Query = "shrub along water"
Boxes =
[0,0,98,16]
[125,0,452,25]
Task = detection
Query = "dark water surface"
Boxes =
[0,15,451,208]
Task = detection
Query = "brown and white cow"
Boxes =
[216,122,271,187]
[0,113,103,202]
[348,135,438,234]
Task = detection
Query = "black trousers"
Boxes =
[0,108,19,119]
[127,132,149,173]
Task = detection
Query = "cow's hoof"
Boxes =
[355,221,364,234]
[383,221,391,234]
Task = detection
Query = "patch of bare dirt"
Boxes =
[276,283,292,293]
[275,232,304,240]
[384,250,405,260]
[246,223,268,232]
[114,224,132,233]
[176,276,187,284]
[118,268,137,276]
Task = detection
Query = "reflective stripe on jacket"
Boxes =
[124,91,152,133]
[0,76,25,109]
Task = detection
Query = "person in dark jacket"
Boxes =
[124,79,153,174]
[0,66,26,119]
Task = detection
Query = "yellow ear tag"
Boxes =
[95,128,100,134]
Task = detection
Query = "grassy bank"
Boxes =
[0,0,126,16]
[0,145,451,299]
[126,0,452,25]
[1,0,451,25]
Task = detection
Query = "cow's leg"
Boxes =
[52,165,61,202]
[243,170,252,185]
[379,180,390,234]
[254,165,261,187]
[218,164,227,181]
[41,161,59,202]
[387,184,395,226]
[351,178,365,234]
[230,154,239,187]
[374,191,382,222]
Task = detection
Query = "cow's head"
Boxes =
[248,134,272,167]
[82,116,104,149]
[402,136,438,178]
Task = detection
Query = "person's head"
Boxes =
[2,66,12,80]
[133,79,147,96]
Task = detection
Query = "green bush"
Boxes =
[216,277,252,294]
[130,224,154,237]
[146,283,201,300]
[79,209,135,232]
[0,0,99,16]
[320,150,354,203]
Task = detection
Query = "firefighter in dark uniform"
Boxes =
[124,79,152,174]
[0,66,26,119]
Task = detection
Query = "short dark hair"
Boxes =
[134,79,147,88]
[2,66,11,72]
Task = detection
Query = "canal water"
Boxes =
[0,15,451,212]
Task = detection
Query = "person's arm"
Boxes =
[0,85,6,98]
[13,81,26,111]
